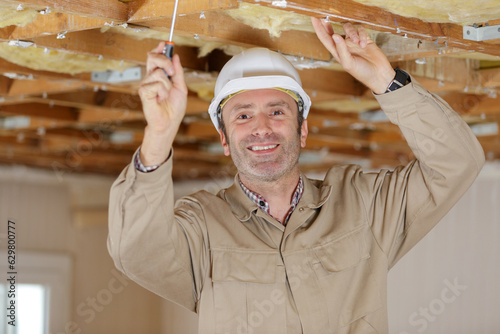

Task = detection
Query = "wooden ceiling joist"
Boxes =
[128,0,238,22]
[246,0,500,56]
[0,0,499,179]
[0,102,79,121]
[3,0,129,21]
[9,12,111,40]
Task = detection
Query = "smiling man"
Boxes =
[108,19,484,333]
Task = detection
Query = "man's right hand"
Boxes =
[138,42,188,167]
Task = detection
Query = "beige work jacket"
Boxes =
[108,79,485,333]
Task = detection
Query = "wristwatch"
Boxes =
[385,68,411,93]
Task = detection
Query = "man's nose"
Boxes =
[251,112,272,136]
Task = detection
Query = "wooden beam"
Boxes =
[2,0,129,21]
[29,90,209,115]
[0,76,13,95]
[0,58,92,83]
[10,12,110,40]
[0,26,16,40]
[478,67,500,88]
[77,108,143,126]
[0,102,79,121]
[244,0,500,57]
[143,12,332,60]
[469,95,500,115]
[26,28,207,70]
[395,58,481,90]
[7,78,83,96]
[300,68,364,96]
[128,0,238,22]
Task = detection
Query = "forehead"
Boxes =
[222,89,297,114]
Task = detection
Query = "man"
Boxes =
[108,18,484,333]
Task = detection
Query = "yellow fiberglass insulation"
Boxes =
[353,0,500,25]
[0,43,134,75]
[0,3,39,28]
[103,26,245,57]
[225,3,316,38]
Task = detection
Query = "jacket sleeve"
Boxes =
[107,150,208,312]
[354,77,485,268]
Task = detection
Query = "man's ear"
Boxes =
[219,130,230,156]
[300,119,308,148]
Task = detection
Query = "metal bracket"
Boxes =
[463,24,500,41]
[91,66,141,84]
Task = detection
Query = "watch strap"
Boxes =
[385,68,410,93]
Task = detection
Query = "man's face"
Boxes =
[219,89,308,183]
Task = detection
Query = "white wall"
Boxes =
[388,162,500,333]
[0,165,164,334]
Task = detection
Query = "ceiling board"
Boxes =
[0,0,498,179]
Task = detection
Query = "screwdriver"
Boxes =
[163,0,180,60]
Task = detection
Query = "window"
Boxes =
[0,252,71,334]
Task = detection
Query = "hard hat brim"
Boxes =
[208,75,311,129]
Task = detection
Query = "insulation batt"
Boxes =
[0,3,38,28]
[0,43,134,75]
[353,0,500,25]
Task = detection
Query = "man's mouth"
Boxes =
[248,144,279,151]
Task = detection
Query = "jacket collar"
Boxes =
[220,172,332,222]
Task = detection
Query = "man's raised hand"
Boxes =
[138,42,188,166]
[312,18,396,95]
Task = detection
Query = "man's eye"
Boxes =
[272,110,284,115]
[237,114,249,119]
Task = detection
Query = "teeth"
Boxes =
[250,144,278,151]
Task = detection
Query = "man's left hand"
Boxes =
[312,18,396,94]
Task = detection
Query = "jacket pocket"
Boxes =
[211,249,276,283]
[312,225,381,328]
[313,225,370,274]
[211,250,287,334]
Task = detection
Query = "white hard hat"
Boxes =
[208,48,311,129]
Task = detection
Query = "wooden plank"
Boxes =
[244,0,500,57]
[395,57,481,91]
[7,78,83,96]
[28,89,208,113]
[78,108,144,124]
[439,92,486,115]
[300,68,364,96]
[27,28,207,70]
[128,0,238,21]
[0,58,92,83]
[0,59,141,95]
[10,12,110,40]
[1,0,128,21]
[0,26,16,40]
[143,11,332,60]
[0,76,13,95]
[0,102,79,121]
[469,95,500,115]
[478,67,500,88]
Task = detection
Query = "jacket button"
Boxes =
[299,207,304,212]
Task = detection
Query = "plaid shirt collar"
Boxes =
[239,176,304,225]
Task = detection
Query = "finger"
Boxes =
[146,51,174,76]
[150,41,165,54]
[311,17,340,62]
[343,23,360,46]
[331,34,355,69]
[170,54,187,94]
[357,25,370,48]
[140,68,172,102]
